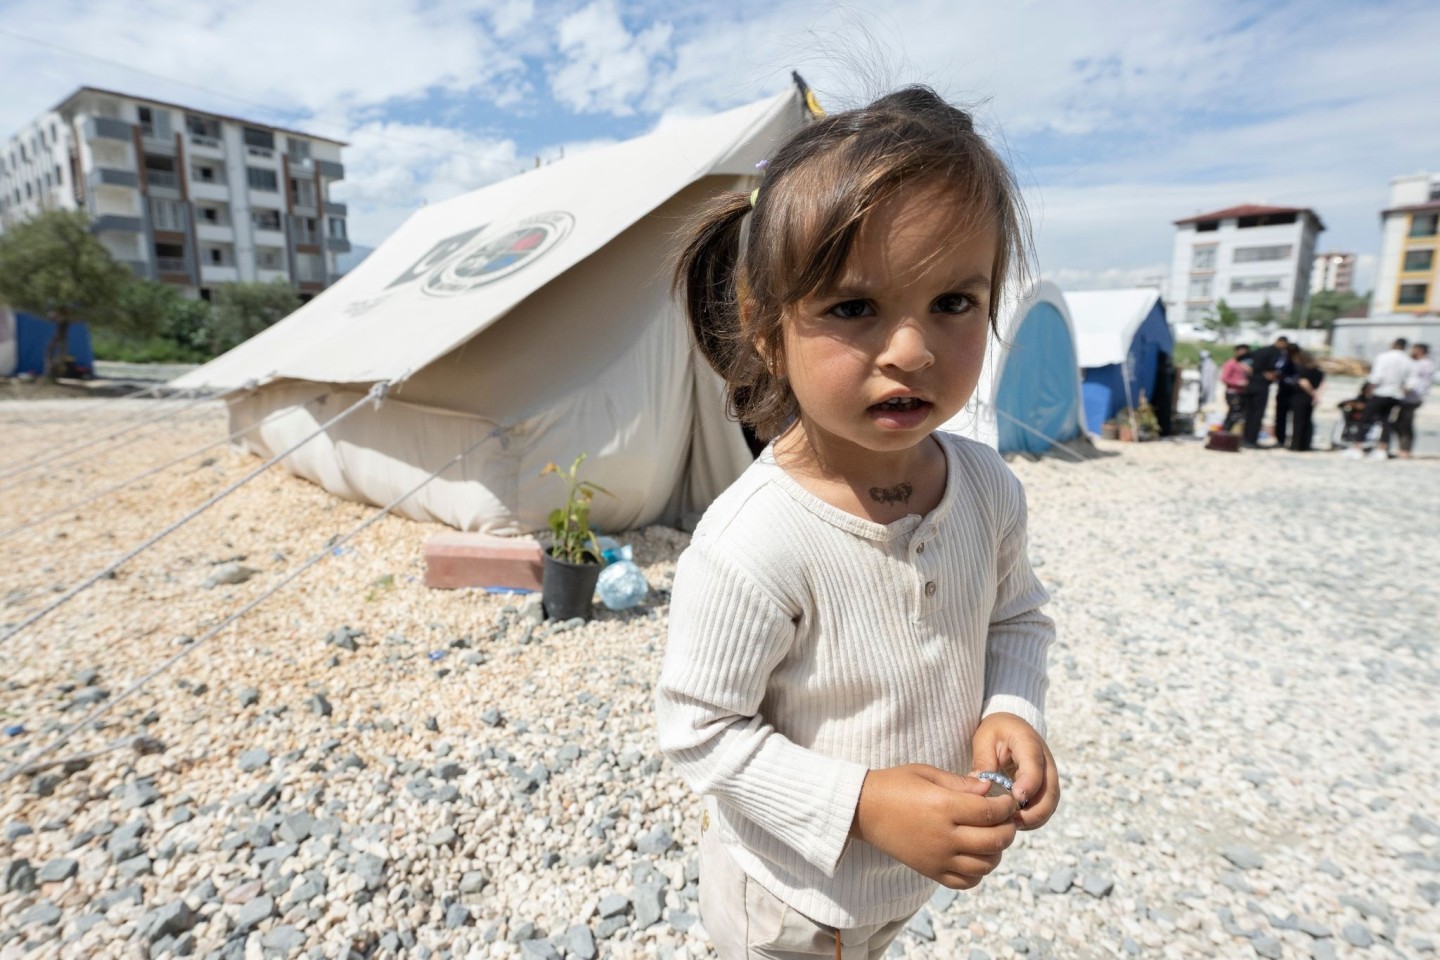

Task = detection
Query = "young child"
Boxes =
[655,87,1059,958]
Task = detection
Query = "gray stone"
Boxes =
[928,886,959,911]
[238,748,271,773]
[5,822,33,842]
[121,780,162,809]
[1419,882,1440,907]
[460,870,488,895]
[595,915,629,939]
[235,895,277,934]
[252,843,296,866]
[598,893,631,918]
[426,826,459,848]
[277,813,315,844]
[20,900,62,927]
[1297,917,1332,939]
[636,826,676,856]
[480,708,503,727]
[1220,845,1264,870]
[353,853,386,890]
[36,857,78,882]
[445,903,470,928]
[1045,866,1076,894]
[1316,859,1344,878]
[633,883,666,928]
[261,925,304,955]
[1310,942,1338,960]
[434,761,463,781]
[1252,935,1283,959]
[519,941,561,960]
[248,782,281,809]
[669,910,698,932]
[95,884,143,911]
[237,687,260,708]
[1339,895,1391,921]
[204,562,258,588]
[905,909,935,941]
[1081,874,1115,898]
[1410,813,1440,837]
[4,858,37,893]
[307,693,332,717]
[1341,923,1373,948]
[565,925,598,960]
[141,901,197,943]
[117,854,153,878]
[287,874,326,907]
[72,685,110,706]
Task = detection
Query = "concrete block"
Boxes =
[424,532,543,591]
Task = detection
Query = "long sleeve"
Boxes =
[981,476,1053,737]
[655,542,869,877]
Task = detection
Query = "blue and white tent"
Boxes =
[1066,289,1174,434]
[941,280,1088,456]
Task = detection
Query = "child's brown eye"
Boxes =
[935,294,974,314]
[829,300,871,320]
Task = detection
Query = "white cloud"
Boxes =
[550,0,674,115]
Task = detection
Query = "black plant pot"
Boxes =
[541,549,603,621]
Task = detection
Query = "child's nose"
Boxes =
[878,320,935,371]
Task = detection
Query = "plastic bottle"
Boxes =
[597,560,648,610]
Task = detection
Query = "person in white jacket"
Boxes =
[1394,342,1434,458]
[1348,338,1414,460]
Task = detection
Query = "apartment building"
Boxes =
[1310,251,1356,294]
[0,86,349,301]
[1371,172,1440,316]
[1167,204,1324,329]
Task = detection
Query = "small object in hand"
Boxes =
[976,770,1023,806]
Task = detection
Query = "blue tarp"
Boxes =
[995,301,1085,454]
[8,312,94,377]
[1080,301,1173,433]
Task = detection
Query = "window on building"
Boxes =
[328,217,346,239]
[1404,249,1435,273]
[154,242,186,275]
[1430,183,1440,202]
[137,106,172,140]
[252,208,282,231]
[207,247,226,265]
[197,205,228,225]
[1194,220,1219,232]
[255,246,284,270]
[290,177,317,208]
[192,163,223,184]
[1187,277,1212,299]
[186,114,221,139]
[1234,245,1293,263]
[24,182,32,198]
[1410,213,1439,238]
[53,165,62,185]
[1230,276,1286,293]
[1191,246,1216,270]
[247,167,279,192]
[1398,283,1429,306]
[287,139,311,163]
[293,216,319,245]
[243,127,275,150]
[295,252,325,282]
[149,197,186,231]
[1238,212,1297,228]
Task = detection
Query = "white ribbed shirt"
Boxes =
[655,433,1053,928]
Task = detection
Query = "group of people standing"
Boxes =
[1214,335,1433,457]
[1217,336,1327,451]
[1343,338,1434,460]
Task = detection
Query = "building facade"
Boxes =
[0,87,349,301]
[1371,172,1440,317]
[1310,251,1356,294]
[1167,204,1324,330]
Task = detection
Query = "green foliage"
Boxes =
[0,210,139,376]
[1305,289,1369,331]
[210,281,301,355]
[542,454,611,565]
[1201,299,1242,343]
[1172,341,1236,368]
[100,280,215,362]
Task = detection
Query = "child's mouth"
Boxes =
[868,397,931,426]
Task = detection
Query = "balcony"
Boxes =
[189,180,229,202]
[144,170,179,190]
[247,146,276,161]
[252,227,286,247]
[327,236,351,253]
[200,264,240,283]
[315,159,344,180]
[90,215,143,234]
[84,117,133,142]
[88,168,139,190]
[188,134,224,156]
[155,256,188,275]
[257,267,290,284]
[196,221,233,242]
[323,200,347,217]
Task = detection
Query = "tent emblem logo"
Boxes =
[422,212,575,297]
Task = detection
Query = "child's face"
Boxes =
[777,182,995,462]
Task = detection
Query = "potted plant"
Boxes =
[1100,420,1120,441]
[539,454,610,621]
[1112,410,1137,442]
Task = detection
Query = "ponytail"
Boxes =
[673,192,751,378]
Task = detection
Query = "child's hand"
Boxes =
[970,712,1060,831]
[851,764,1018,889]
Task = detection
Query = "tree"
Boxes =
[1202,299,1242,343]
[1256,298,1277,329]
[210,281,301,355]
[1305,289,1368,331]
[0,210,149,379]
[114,280,214,360]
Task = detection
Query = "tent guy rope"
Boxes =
[0,421,498,786]
[0,402,314,543]
[0,382,389,646]
[993,408,1089,462]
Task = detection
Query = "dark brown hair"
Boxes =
[674,85,1031,440]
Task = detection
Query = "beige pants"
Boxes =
[699,819,912,959]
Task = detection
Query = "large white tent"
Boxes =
[174,89,814,535]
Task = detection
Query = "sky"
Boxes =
[2,0,1438,294]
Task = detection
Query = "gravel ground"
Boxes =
[1,398,1438,960]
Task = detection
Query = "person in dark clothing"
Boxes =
[1242,336,1290,447]
[1273,344,1300,448]
[1287,350,1324,451]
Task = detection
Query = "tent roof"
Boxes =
[1065,288,1164,368]
[174,90,802,390]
